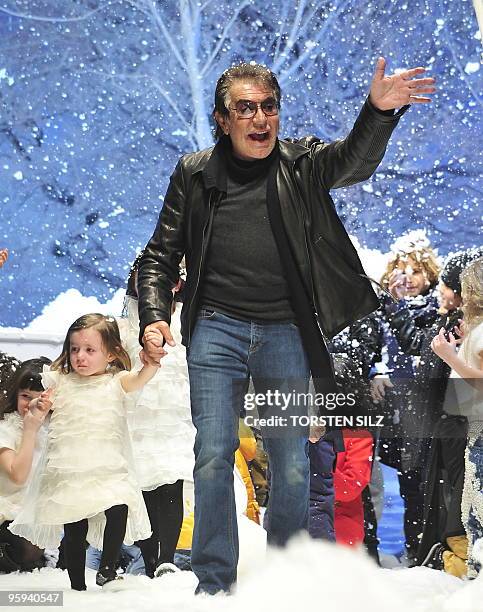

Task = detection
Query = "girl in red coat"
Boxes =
[334,429,374,546]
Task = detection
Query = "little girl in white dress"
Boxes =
[0,357,52,572]
[118,258,195,577]
[432,258,483,576]
[9,313,160,591]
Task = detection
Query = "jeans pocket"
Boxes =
[197,308,216,320]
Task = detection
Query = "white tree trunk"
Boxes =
[473,0,483,40]
[179,0,213,148]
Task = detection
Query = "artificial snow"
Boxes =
[1,536,481,612]
[464,62,480,75]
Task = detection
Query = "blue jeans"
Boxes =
[187,309,311,594]
[85,544,144,574]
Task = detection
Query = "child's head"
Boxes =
[0,357,52,419]
[461,258,483,328]
[381,235,439,297]
[52,314,131,376]
[439,247,483,313]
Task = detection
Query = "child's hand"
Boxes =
[453,319,465,345]
[139,349,160,369]
[143,329,166,367]
[370,376,394,403]
[388,269,408,300]
[23,404,48,433]
[40,389,53,413]
[309,425,325,443]
[144,329,164,348]
[29,389,53,415]
[431,327,457,362]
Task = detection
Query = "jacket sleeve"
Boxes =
[329,314,383,380]
[334,433,373,503]
[347,314,383,379]
[308,98,409,190]
[137,159,187,341]
[386,303,428,356]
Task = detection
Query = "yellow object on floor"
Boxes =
[442,535,468,578]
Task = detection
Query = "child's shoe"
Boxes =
[420,542,445,570]
[154,562,180,578]
[96,565,128,591]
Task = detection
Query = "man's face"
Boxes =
[215,81,279,161]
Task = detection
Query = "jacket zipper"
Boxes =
[291,162,330,342]
[186,189,220,347]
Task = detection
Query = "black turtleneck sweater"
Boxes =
[199,144,295,322]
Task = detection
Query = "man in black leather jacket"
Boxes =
[137,59,435,594]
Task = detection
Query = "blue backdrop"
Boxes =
[0,0,481,326]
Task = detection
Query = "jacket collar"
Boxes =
[198,137,310,191]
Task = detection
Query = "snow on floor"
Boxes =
[1,536,481,612]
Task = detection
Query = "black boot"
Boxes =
[420,542,445,570]
[96,565,125,590]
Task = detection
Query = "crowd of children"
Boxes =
[0,237,482,588]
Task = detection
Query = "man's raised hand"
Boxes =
[0,248,8,269]
[369,57,436,111]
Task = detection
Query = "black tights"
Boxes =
[63,504,128,590]
[136,480,184,577]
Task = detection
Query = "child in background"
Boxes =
[0,358,52,572]
[9,314,158,591]
[372,233,440,564]
[119,256,195,578]
[309,427,336,543]
[236,419,260,524]
[333,429,374,547]
[308,426,373,548]
[417,248,482,576]
[431,258,483,577]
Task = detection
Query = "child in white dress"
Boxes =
[0,358,52,572]
[118,258,195,577]
[9,313,160,590]
[431,258,483,576]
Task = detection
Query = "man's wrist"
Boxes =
[367,96,395,115]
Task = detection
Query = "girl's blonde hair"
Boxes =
[52,313,131,374]
[461,258,483,330]
[380,247,440,290]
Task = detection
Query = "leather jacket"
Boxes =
[138,99,408,346]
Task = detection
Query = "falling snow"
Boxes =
[0,0,481,327]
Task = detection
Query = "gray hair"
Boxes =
[212,62,281,139]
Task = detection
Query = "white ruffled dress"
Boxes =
[457,321,483,576]
[0,412,48,524]
[9,367,151,550]
[118,298,195,491]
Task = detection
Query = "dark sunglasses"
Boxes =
[229,97,279,119]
